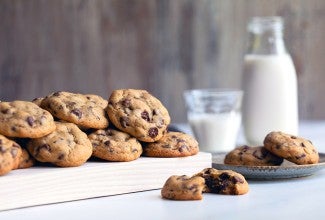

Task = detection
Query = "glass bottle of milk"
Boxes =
[242,16,298,145]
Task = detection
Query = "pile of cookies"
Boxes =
[224,131,319,166]
[161,168,249,200]
[0,89,200,176]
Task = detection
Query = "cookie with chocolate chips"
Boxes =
[88,128,142,162]
[264,131,319,165]
[41,91,109,129]
[224,145,283,166]
[194,168,249,195]
[0,101,56,138]
[143,132,199,157]
[107,89,170,142]
[27,122,93,167]
[0,134,22,175]
[161,175,205,200]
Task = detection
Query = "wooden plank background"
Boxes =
[0,0,324,123]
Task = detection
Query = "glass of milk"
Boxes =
[183,89,243,152]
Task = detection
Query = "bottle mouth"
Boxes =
[248,16,283,33]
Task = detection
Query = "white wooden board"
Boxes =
[0,152,211,211]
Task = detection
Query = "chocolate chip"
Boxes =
[1,109,9,114]
[291,136,297,139]
[132,148,138,153]
[104,140,111,146]
[162,144,170,148]
[10,148,18,158]
[120,116,130,128]
[58,154,65,160]
[232,176,244,184]
[141,111,150,122]
[148,127,158,138]
[11,126,16,132]
[219,172,230,181]
[121,99,131,108]
[295,154,306,160]
[301,142,306,147]
[71,109,82,119]
[38,144,51,152]
[0,146,5,153]
[53,91,62,96]
[26,116,34,127]
[179,145,189,152]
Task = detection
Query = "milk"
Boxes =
[242,54,298,145]
[189,112,241,152]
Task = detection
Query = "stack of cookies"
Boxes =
[0,89,200,176]
[224,131,319,166]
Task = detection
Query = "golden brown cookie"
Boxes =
[41,91,109,129]
[27,122,93,167]
[161,175,205,200]
[0,134,22,175]
[194,168,249,195]
[88,128,142,162]
[107,89,170,142]
[143,132,199,157]
[224,145,283,166]
[264,131,319,165]
[0,101,56,138]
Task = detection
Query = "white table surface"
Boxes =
[1,120,325,220]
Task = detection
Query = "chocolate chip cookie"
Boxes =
[41,91,109,129]
[27,122,93,167]
[264,131,319,165]
[143,132,199,157]
[88,128,142,162]
[0,101,56,138]
[107,89,170,142]
[0,134,22,175]
[224,145,283,166]
[195,168,249,195]
[161,175,205,200]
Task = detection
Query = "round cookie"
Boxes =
[161,175,205,200]
[143,132,199,157]
[0,101,56,138]
[107,89,170,142]
[27,122,93,167]
[264,131,319,165]
[0,134,22,175]
[194,168,249,195]
[88,128,143,162]
[224,145,283,166]
[41,91,109,129]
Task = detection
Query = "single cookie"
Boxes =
[27,122,93,167]
[0,135,22,175]
[143,132,199,157]
[107,89,170,142]
[88,128,143,162]
[16,148,35,169]
[41,91,109,129]
[161,175,205,200]
[0,101,56,138]
[264,131,319,165]
[195,168,249,195]
[224,145,283,166]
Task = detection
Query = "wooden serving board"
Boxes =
[0,152,211,211]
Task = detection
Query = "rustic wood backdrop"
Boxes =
[0,0,324,123]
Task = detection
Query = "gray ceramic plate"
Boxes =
[212,152,325,179]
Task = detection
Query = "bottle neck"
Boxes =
[246,17,287,55]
